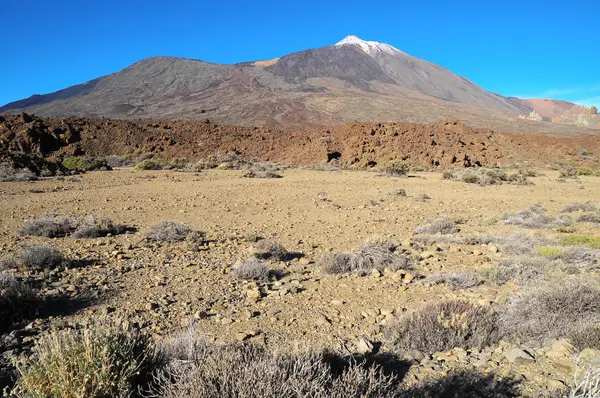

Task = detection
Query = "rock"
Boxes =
[504,347,535,364]
[330,300,344,306]
[547,379,566,389]
[299,258,310,265]
[236,332,251,341]
[353,338,375,355]
[371,269,381,277]
[421,251,435,259]
[246,289,262,299]
[579,348,600,365]
[546,339,573,358]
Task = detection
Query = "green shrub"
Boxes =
[13,321,162,398]
[136,159,164,170]
[578,167,595,176]
[535,246,564,257]
[559,235,600,249]
[62,157,110,172]
[385,160,408,176]
[461,174,479,184]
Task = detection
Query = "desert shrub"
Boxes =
[136,159,164,170]
[570,359,600,398]
[13,320,162,398]
[559,167,579,178]
[1,244,65,272]
[72,215,125,238]
[578,167,595,176]
[493,231,556,256]
[492,255,562,285]
[563,202,599,213]
[414,217,458,235]
[232,258,269,281]
[568,323,600,351]
[151,334,397,398]
[461,174,479,184]
[536,246,565,257]
[577,213,600,224]
[485,168,508,181]
[105,155,133,168]
[504,204,572,228]
[560,235,600,250]
[0,164,38,182]
[390,188,407,196]
[147,221,198,243]
[500,278,600,341]
[244,170,282,179]
[251,240,288,261]
[62,156,110,172]
[0,273,38,331]
[562,246,600,268]
[441,171,454,180]
[505,173,533,185]
[425,271,483,290]
[319,239,408,275]
[556,225,577,233]
[385,160,408,176]
[21,214,74,238]
[384,300,498,353]
[519,168,540,177]
[163,158,189,171]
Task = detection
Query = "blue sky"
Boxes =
[1,0,599,108]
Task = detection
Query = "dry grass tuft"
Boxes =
[251,240,288,261]
[21,214,74,238]
[319,239,409,275]
[13,320,162,398]
[147,221,200,243]
[568,323,600,351]
[384,300,499,354]
[414,217,459,235]
[504,204,572,229]
[426,271,484,290]
[72,215,125,238]
[1,244,66,272]
[562,202,598,213]
[232,258,269,281]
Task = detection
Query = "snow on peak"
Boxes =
[335,35,403,56]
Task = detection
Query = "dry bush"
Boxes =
[384,300,499,354]
[0,164,38,182]
[0,273,38,331]
[577,213,600,224]
[244,169,283,179]
[385,160,408,177]
[562,202,598,213]
[1,244,66,272]
[570,359,600,398]
[150,332,397,398]
[72,215,125,238]
[390,188,407,197]
[21,214,74,238]
[426,271,483,290]
[105,155,133,168]
[147,221,198,243]
[232,258,269,281]
[568,323,600,351]
[500,278,600,342]
[493,231,556,256]
[251,240,288,261]
[414,217,459,235]
[504,204,572,228]
[136,158,164,170]
[13,320,162,398]
[492,255,563,285]
[319,239,409,275]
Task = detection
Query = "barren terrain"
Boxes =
[2,166,600,396]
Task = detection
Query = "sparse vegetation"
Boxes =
[504,204,572,228]
[414,217,459,235]
[559,234,600,250]
[390,188,407,196]
[319,239,408,275]
[151,333,397,398]
[0,273,38,330]
[21,214,74,238]
[244,169,283,179]
[536,246,564,257]
[62,156,110,172]
[442,168,532,186]
[500,278,600,342]
[250,240,288,261]
[232,258,269,281]
[0,164,38,182]
[105,155,133,168]
[136,158,164,170]
[568,323,600,351]
[0,244,66,272]
[147,221,200,243]
[461,173,479,184]
[385,300,498,353]
[385,160,408,176]
[13,320,162,398]
[72,215,125,238]
[425,271,483,290]
[562,202,598,213]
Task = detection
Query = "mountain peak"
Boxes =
[335,35,404,56]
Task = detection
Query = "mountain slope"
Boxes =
[0,35,553,131]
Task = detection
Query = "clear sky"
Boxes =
[1,0,599,108]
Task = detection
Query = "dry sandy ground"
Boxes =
[1,168,600,395]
